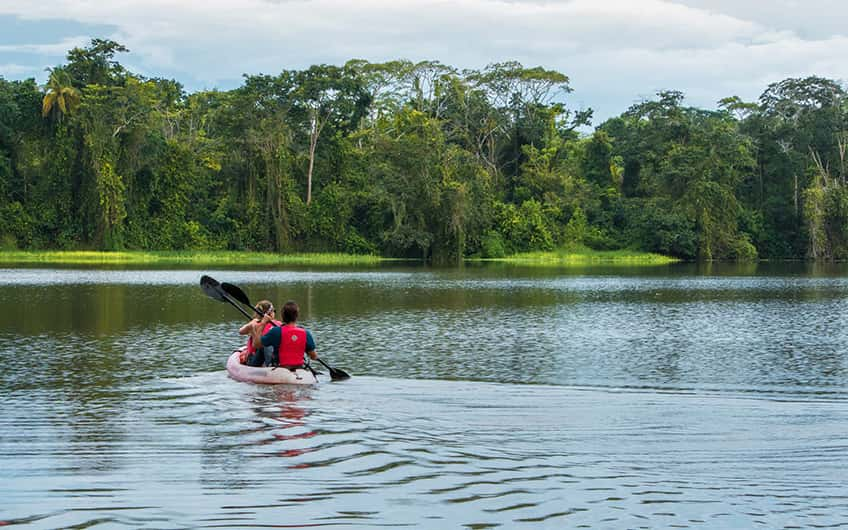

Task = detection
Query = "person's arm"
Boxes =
[253,322,282,351]
[238,318,259,335]
[250,315,272,349]
[250,328,262,350]
[305,329,318,360]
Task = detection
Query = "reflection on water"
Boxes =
[1,264,847,528]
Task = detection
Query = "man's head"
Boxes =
[282,300,299,324]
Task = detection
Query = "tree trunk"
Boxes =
[307,128,317,205]
[794,173,799,217]
[306,112,323,206]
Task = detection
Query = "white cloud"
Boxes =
[0,0,846,121]
[0,36,90,54]
[0,62,35,76]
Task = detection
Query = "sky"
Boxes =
[0,0,846,125]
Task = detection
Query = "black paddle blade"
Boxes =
[200,276,255,320]
[200,275,227,302]
[329,367,352,382]
[221,282,251,308]
[316,357,351,381]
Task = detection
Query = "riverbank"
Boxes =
[476,248,678,264]
[0,250,386,266]
[0,248,677,266]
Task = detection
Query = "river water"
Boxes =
[0,263,846,528]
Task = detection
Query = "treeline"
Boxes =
[1,39,847,261]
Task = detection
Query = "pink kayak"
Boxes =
[226,349,318,385]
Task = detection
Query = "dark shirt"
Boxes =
[261,325,316,353]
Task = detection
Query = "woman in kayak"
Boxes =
[250,300,318,369]
[238,300,281,366]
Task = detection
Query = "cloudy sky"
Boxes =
[0,0,846,124]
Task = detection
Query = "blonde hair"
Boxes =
[254,299,274,318]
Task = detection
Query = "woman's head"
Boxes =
[282,300,299,324]
[254,299,275,318]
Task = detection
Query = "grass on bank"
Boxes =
[0,248,677,266]
[476,248,678,265]
[0,250,385,266]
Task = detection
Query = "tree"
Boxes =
[294,65,370,205]
[42,67,80,122]
[599,91,757,259]
[211,72,299,250]
[581,130,616,188]
[77,77,157,248]
[467,62,588,195]
[745,76,847,256]
[0,77,43,247]
[345,59,414,119]
[65,39,129,87]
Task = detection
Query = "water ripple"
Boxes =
[2,268,848,528]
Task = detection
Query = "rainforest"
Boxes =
[1,39,846,262]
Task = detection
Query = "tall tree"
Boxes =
[293,65,370,205]
[65,39,129,87]
[748,76,847,256]
[41,67,80,122]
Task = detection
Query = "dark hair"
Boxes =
[282,300,299,324]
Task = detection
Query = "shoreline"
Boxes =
[0,250,386,266]
[472,249,679,265]
[0,249,677,266]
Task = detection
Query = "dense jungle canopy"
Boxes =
[1,39,846,261]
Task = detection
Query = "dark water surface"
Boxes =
[1,263,846,528]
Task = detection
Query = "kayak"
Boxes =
[226,349,318,385]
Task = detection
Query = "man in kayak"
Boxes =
[238,300,281,366]
[250,300,318,369]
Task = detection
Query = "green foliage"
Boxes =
[481,248,677,265]
[65,39,129,87]
[581,130,616,188]
[741,76,847,257]
[805,180,848,259]
[564,206,588,248]
[0,250,384,265]
[0,201,33,248]
[494,199,554,253]
[624,199,698,259]
[1,40,846,261]
[480,230,507,258]
[42,67,80,121]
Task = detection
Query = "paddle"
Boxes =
[201,276,351,381]
[221,281,251,308]
[200,275,254,320]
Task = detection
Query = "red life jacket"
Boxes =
[245,320,282,353]
[278,324,307,366]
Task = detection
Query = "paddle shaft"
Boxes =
[315,357,337,374]
[219,291,255,320]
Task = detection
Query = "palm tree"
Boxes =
[42,67,80,122]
